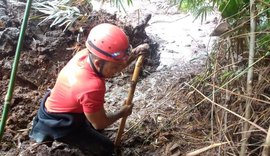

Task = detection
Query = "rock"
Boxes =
[4,27,20,40]
[0,27,20,54]
[210,21,231,37]
[3,60,12,69]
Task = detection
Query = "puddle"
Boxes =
[92,0,219,68]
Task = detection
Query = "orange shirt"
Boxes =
[45,49,105,113]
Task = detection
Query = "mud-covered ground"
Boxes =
[0,0,220,155]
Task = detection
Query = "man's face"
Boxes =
[102,61,126,78]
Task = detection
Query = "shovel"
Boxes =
[114,55,145,146]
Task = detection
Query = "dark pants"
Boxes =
[57,122,114,156]
[29,91,114,156]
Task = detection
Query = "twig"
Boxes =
[262,126,270,156]
[190,53,267,113]
[211,56,218,141]
[261,94,270,101]
[123,100,167,136]
[220,6,270,39]
[256,0,270,7]
[186,142,228,156]
[208,84,270,105]
[150,14,190,24]
[222,52,230,154]
[123,87,182,135]
[185,83,267,134]
[123,79,188,139]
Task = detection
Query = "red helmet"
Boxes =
[85,23,130,62]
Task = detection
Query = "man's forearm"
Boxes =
[103,111,123,128]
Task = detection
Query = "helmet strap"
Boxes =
[88,54,104,78]
[99,60,105,76]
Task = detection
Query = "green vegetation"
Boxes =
[31,0,133,30]
[32,0,92,31]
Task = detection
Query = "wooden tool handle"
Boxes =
[114,55,144,146]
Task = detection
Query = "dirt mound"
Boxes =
[0,1,160,155]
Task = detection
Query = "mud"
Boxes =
[0,0,217,155]
[0,0,159,155]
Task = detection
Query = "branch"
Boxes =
[186,142,228,156]
[262,127,270,156]
[256,0,270,7]
[208,84,270,105]
[185,83,267,134]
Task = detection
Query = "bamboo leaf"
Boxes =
[219,0,239,18]
[58,19,71,27]
[32,0,86,31]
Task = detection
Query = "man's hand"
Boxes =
[125,43,150,66]
[131,43,150,57]
[120,100,134,117]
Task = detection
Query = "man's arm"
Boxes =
[84,103,133,130]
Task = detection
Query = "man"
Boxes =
[29,23,149,155]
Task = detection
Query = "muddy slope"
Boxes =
[0,0,160,155]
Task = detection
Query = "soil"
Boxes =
[0,0,220,155]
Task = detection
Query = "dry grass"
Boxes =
[112,28,270,155]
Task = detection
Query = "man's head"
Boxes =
[85,23,130,78]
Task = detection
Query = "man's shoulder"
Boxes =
[74,48,88,56]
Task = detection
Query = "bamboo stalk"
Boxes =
[220,71,229,155]
[211,58,217,142]
[114,55,144,146]
[240,0,256,155]
[262,126,270,156]
[0,0,32,140]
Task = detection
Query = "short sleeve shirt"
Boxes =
[45,49,105,113]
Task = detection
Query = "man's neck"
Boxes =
[88,54,104,78]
